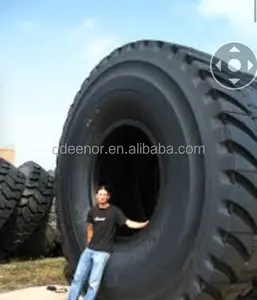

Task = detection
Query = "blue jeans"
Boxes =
[67,247,110,300]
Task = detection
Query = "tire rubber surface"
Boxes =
[0,161,54,254]
[17,196,62,258]
[0,158,26,233]
[56,40,257,300]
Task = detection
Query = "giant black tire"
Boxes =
[0,161,54,255]
[0,158,26,232]
[56,40,257,300]
[16,196,62,258]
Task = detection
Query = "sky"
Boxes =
[0,0,257,170]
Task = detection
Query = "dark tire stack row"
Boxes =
[0,158,61,260]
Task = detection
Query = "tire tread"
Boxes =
[0,161,54,254]
[0,158,26,232]
[55,40,257,300]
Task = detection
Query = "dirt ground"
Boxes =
[0,286,71,300]
[0,257,68,291]
[0,257,72,299]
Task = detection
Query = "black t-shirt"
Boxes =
[86,204,127,252]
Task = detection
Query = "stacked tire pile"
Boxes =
[0,157,61,261]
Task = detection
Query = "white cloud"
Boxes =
[84,18,96,30]
[87,35,120,58]
[197,0,257,37]
[13,114,66,170]
[19,21,38,32]
[198,0,254,23]
[66,19,97,45]
[2,20,122,170]
[83,35,121,70]
[0,82,15,148]
[197,0,257,52]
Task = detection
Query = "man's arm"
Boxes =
[87,223,94,244]
[125,219,149,229]
[115,206,149,229]
[86,208,94,244]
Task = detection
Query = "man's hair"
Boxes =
[95,185,110,194]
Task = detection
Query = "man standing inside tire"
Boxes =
[67,186,149,300]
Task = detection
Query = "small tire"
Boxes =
[0,158,26,233]
[0,161,54,255]
[16,197,62,258]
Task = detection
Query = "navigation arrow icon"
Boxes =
[248,60,254,71]
[216,60,222,71]
[229,78,240,84]
[229,46,240,52]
